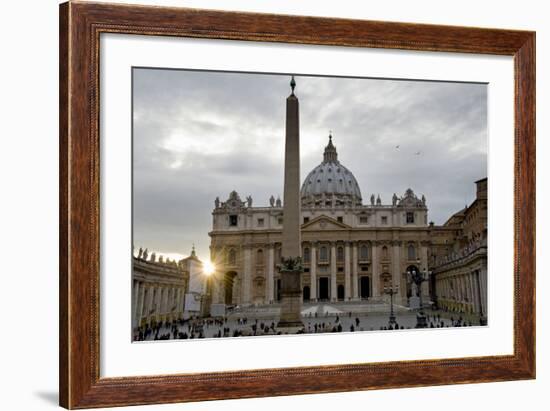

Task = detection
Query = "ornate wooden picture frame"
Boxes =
[59,1,535,408]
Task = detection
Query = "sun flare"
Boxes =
[202,260,216,276]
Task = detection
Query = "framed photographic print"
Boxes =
[59,1,535,409]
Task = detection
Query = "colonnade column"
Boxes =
[480,264,487,317]
[242,246,252,305]
[136,284,145,326]
[466,273,474,313]
[145,286,154,321]
[471,271,480,314]
[351,242,358,300]
[267,244,275,304]
[310,242,317,302]
[372,242,379,298]
[344,242,351,300]
[161,287,168,317]
[391,241,402,300]
[330,243,337,301]
[132,281,140,328]
[154,286,162,320]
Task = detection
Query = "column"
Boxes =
[162,287,168,316]
[480,266,487,317]
[392,241,402,300]
[467,273,474,313]
[372,242,379,298]
[310,242,317,302]
[472,271,480,314]
[472,273,479,313]
[344,242,351,300]
[458,274,465,306]
[169,288,175,313]
[179,287,186,313]
[351,242,358,300]
[136,283,144,327]
[267,244,275,304]
[420,243,429,300]
[132,280,140,328]
[154,286,162,319]
[173,288,179,318]
[145,285,154,319]
[330,243,337,301]
[242,246,252,305]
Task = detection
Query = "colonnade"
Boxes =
[435,268,487,315]
[132,280,186,328]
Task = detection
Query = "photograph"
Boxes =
[131,69,488,342]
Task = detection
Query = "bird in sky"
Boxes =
[395,145,400,149]
[414,151,422,155]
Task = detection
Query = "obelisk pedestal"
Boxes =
[277,76,304,333]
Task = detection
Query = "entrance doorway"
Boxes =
[224,272,237,305]
[319,277,329,301]
[360,276,370,299]
[303,286,310,302]
[337,284,345,301]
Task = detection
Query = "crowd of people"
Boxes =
[133,310,480,342]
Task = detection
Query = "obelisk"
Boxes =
[278,76,303,331]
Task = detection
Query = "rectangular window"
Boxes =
[337,267,344,272]
[257,218,264,227]
[229,215,238,226]
[278,217,283,225]
[406,212,415,224]
[319,246,329,262]
[381,216,388,225]
[337,247,344,262]
[303,217,310,224]
[359,216,368,224]
[337,216,343,223]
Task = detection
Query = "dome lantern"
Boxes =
[323,132,338,163]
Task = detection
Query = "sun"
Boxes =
[202,260,216,276]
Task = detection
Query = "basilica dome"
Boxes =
[301,134,362,207]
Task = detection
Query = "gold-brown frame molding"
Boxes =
[59,1,536,408]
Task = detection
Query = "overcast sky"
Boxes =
[133,68,487,262]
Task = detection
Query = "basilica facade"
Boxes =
[209,136,434,308]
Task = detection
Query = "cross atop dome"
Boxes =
[323,132,338,163]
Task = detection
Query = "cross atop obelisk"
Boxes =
[278,76,303,331]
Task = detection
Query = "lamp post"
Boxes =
[407,262,431,328]
[383,284,399,327]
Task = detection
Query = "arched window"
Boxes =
[256,249,264,265]
[228,249,237,265]
[337,246,344,262]
[382,246,388,259]
[408,244,416,260]
[303,247,310,263]
[319,246,328,262]
[360,245,369,260]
